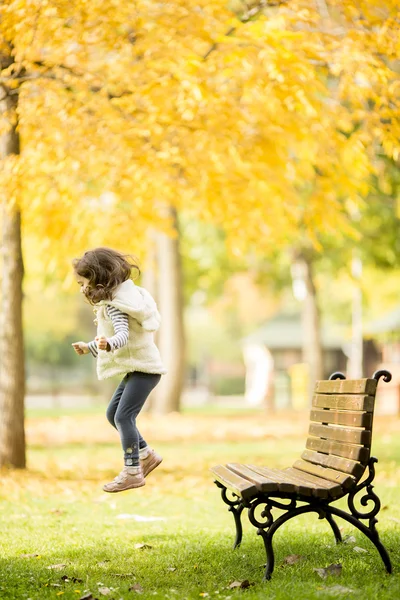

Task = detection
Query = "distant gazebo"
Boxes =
[242,311,355,410]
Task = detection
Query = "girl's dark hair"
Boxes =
[72,247,140,304]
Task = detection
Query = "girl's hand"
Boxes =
[72,341,90,355]
[96,335,111,351]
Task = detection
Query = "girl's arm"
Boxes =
[87,340,99,357]
[78,307,129,356]
[104,305,129,351]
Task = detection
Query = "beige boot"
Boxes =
[103,467,145,493]
[140,448,163,478]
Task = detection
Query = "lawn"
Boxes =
[1,407,399,600]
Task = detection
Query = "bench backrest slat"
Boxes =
[308,423,371,446]
[315,379,377,395]
[301,449,365,478]
[305,437,369,463]
[310,408,372,428]
[294,377,378,486]
[313,394,375,412]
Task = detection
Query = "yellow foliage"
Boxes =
[0,0,399,269]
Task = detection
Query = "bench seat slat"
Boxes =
[315,379,377,395]
[229,464,340,498]
[278,474,329,498]
[284,468,343,498]
[310,409,372,428]
[309,423,371,445]
[226,463,279,493]
[301,449,365,478]
[313,394,375,412]
[293,459,356,488]
[306,436,370,463]
[247,465,311,496]
[211,465,257,499]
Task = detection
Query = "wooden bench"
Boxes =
[211,370,393,581]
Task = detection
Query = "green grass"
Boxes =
[1,411,400,599]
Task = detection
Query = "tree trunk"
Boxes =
[140,233,159,413]
[298,253,323,400]
[0,85,26,468]
[348,253,363,378]
[151,207,185,414]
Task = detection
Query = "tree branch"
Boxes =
[203,0,290,60]
[2,60,136,101]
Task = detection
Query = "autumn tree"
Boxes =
[1,0,399,464]
[0,0,164,467]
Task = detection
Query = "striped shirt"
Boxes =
[88,305,129,358]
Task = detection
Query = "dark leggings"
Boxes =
[106,372,161,467]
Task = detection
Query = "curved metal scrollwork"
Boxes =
[347,457,381,527]
[329,371,346,381]
[215,481,241,507]
[221,487,242,507]
[372,370,392,383]
[248,498,274,529]
[248,497,297,529]
[329,372,346,380]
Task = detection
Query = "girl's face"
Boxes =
[76,275,91,295]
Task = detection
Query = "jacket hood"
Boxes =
[97,280,161,332]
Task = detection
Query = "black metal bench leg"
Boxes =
[257,527,276,581]
[214,481,245,549]
[325,513,342,544]
[328,457,392,574]
[328,506,392,573]
[248,497,319,581]
[230,503,244,549]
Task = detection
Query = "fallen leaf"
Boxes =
[47,564,67,570]
[167,567,177,572]
[343,535,356,545]
[98,588,111,596]
[228,582,242,589]
[282,554,304,565]
[133,543,152,550]
[353,546,368,553]
[314,564,342,579]
[79,594,98,600]
[20,553,40,558]
[228,580,254,589]
[314,569,327,579]
[129,583,143,593]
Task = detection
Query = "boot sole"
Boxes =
[103,480,146,493]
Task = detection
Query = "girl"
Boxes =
[71,247,166,493]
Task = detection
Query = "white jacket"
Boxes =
[93,280,166,380]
